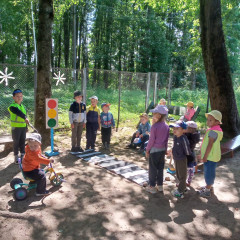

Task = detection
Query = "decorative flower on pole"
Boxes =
[53,71,66,86]
[0,67,15,86]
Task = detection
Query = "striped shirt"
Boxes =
[172,134,191,160]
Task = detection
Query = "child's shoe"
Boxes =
[197,186,214,193]
[70,147,77,152]
[145,185,157,194]
[35,190,50,197]
[171,189,184,198]
[156,185,163,192]
[199,188,211,198]
[106,143,110,150]
[76,147,84,152]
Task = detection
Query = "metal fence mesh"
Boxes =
[0,63,240,133]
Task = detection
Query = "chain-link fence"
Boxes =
[1,63,240,133]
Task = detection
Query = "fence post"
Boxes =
[116,72,122,132]
[82,68,87,104]
[145,72,151,110]
[153,72,158,105]
[167,69,173,106]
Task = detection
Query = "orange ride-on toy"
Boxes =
[10,158,65,201]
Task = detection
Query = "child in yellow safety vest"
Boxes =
[8,89,29,164]
[198,110,223,198]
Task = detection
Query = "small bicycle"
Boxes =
[10,159,65,201]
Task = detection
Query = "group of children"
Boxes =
[8,89,115,196]
[8,89,222,198]
[141,104,222,199]
[69,90,115,152]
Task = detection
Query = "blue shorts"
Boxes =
[204,160,217,186]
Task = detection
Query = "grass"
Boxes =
[1,86,239,135]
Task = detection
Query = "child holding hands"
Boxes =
[22,133,53,196]
[145,105,169,194]
[198,110,223,198]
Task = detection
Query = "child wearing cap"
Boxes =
[144,105,169,194]
[100,103,115,150]
[198,110,223,198]
[86,96,101,150]
[127,113,151,152]
[22,133,54,196]
[69,90,86,152]
[185,121,200,186]
[183,101,195,121]
[8,89,29,164]
[169,120,191,198]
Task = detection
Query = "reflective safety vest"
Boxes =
[8,102,27,127]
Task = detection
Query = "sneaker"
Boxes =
[197,186,214,193]
[70,147,78,152]
[105,143,110,150]
[156,185,163,192]
[145,185,157,194]
[76,147,84,152]
[171,189,184,198]
[35,190,50,197]
[199,189,211,198]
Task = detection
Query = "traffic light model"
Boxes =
[45,98,59,156]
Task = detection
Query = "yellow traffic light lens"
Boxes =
[48,109,57,118]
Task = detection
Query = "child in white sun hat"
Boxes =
[198,110,223,198]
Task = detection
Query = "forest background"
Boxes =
[0,0,239,133]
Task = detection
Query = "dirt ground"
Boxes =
[0,127,239,240]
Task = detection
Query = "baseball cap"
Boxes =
[150,105,168,115]
[185,101,194,107]
[73,90,83,98]
[12,89,22,96]
[27,133,42,144]
[101,103,111,108]
[205,110,222,124]
[169,120,188,129]
[89,96,98,101]
[186,121,198,129]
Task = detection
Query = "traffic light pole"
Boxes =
[45,128,59,157]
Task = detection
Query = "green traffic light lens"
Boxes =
[48,119,56,128]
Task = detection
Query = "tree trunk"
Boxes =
[35,0,53,147]
[200,0,239,137]
[63,10,70,68]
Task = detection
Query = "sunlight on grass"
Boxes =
[1,87,239,135]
